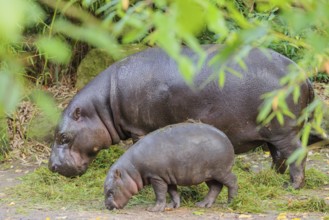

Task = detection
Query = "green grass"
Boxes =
[4,148,329,213]
[5,146,125,210]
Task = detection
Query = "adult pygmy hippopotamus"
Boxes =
[104,123,238,212]
[49,45,315,189]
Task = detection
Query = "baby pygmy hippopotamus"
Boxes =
[104,123,238,212]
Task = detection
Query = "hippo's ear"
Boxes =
[114,169,121,179]
[73,107,81,121]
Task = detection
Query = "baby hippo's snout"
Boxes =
[105,198,118,210]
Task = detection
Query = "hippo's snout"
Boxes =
[48,157,86,177]
[49,162,59,173]
[48,143,90,177]
[105,199,119,210]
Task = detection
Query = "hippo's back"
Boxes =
[122,123,235,185]
[109,46,311,153]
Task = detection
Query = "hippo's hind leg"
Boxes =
[167,184,180,209]
[268,136,306,189]
[267,143,287,174]
[148,178,168,212]
[219,172,238,203]
[196,180,223,208]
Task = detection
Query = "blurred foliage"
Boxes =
[0,0,329,161]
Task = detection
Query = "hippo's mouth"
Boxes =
[105,200,120,210]
[48,145,92,177]
[48,160,89,177]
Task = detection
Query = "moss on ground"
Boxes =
[4,147,329,213]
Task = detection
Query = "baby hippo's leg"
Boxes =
[220,172,238,203]
[196,180,223,208]
[167,184,180,209]
[148,178,168,212]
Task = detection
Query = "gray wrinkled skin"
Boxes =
[104,123,238,212]
[49,45,313,189]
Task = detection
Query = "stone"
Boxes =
[76,44,148,89]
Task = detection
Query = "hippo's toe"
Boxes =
[147,203,166,212]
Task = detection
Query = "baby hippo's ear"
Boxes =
[73,107,81,121]
[114,169,121,179]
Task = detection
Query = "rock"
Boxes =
[76,44,148,89]
[26,114,55,143]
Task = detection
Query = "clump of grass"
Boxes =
[249,169,288,188]
[305,168,329,189]
[179,184,208,206]
[129,181,209,208]
[228,163,288,213]
[6,145,124,210]
[128,186,154,207]
[279,197,329,212]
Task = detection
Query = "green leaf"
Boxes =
[257,99,273,123]
[225,66,242,78]
[31,91,60,125]
[301,123,311,147]
[36,37,72,64]
[175,0,206,35]
[0,72,22,115]
[306,32,328,53]
[54,19,121,59]
[0,0,44,43]
[206,5,228,39]
[193,210,205,216]
[218,68,226,88]
[276,112,284,126]
[263,112,276,125]
[286,147,307,165]
[281,108,296,119]
[122,26,149,44]
[293,87,300,104]
[178,57,195,85]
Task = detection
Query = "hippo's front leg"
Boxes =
[269,135,306,189]
[147,178,168,212]
[196,180,223,208]
[267,143,287,174]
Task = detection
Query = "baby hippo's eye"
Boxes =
[106,190,113,197]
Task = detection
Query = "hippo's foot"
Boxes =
[291,176,305,189]
[283,177,305,190]
[166,201,180,209]
[195,200,214,208]
[147,203,166,212]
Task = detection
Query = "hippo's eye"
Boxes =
[59,133,70,145]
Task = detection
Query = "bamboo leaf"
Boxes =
[276,112,284,126]
[36,37,72,64]
[293,87,300,104]
[218,68,226,88]
[301,123,311,147]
